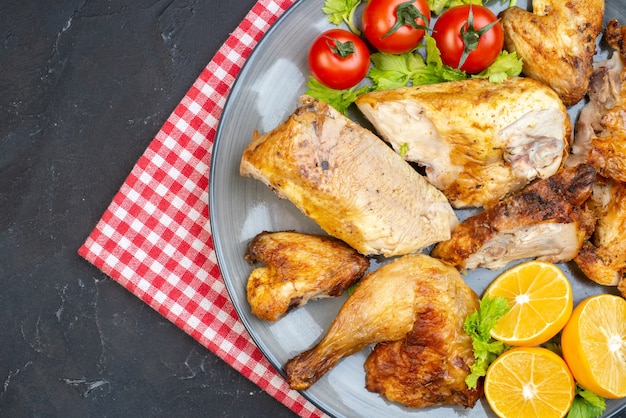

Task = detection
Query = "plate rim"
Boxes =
[209,1,626,416]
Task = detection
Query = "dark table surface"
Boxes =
[1,0,297,416]
[5,1,626,418]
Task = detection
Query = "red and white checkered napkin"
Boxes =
[78,1,327,416]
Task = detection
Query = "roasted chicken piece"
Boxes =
[284,254,480,403]
[499,0,604,106]
[244,231,370,321]
[240,96,458,257]
[568,20,626,182]
[364,266,481,409]
[431,165,596,270]
[355,77,570,208]
[574,176,626,294]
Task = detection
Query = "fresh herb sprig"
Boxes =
[463,294,511,389]
[323,0,364,35]
[427,0,517,16]
[568,386,607,418]
[305,77,371,116]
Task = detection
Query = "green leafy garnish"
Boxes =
[399,142,409,157]
[464,294,511,389]
[305,76,371,115]
[567,386,606,418]
[322,0,363,35]
[427,0,482,16]
[427,0,516,16]
[368,52,428,90]
[346,281,360,295]
[472,50,523,83]
[368,36,466,90]
[414,35,467,84]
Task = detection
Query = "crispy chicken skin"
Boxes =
[364,265,482,409]
[574,177,626,291]
[499,0,605,106]
[240,96,458,257]
[284,254,479,399]
[431,165,596,270]
[356,77,570,208]
[569,20,626,182]
[244,231,370,321]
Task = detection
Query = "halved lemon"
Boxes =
[485,346,575,418]
[485,260,573,346]
[561,293,626,399]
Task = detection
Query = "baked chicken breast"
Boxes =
[499,0,605,106]
[355,77,570,208]
[431,165,596,270]
[240,96,458,257]
[244,231,370,321]
[284,254,480,406]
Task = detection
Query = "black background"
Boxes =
[1,0,297,416]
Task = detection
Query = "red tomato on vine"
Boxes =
[432,4,504,74]
[362,0,431,54]
[308,28,371,90]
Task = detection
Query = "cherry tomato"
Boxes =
[362,0,431,54]
[308,29,371,90]
[432,4,503,74]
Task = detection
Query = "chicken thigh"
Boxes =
[245,231,370,321]
[284,253,479,401]
[364,265,481,408]
[240,96,458,257]
[499,0,604,106]
[431,165,596,270]
[356,77,570,208]
[574,176,626,292]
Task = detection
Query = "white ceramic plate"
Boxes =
[210,1,626,416]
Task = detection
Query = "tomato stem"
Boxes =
[345,4,361,36]
[457,5,499,70]
[325,36,356,58]
[382,0,430,40]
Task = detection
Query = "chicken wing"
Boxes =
[499,0,605,106]
[568,20,626,182]
[431,165,596,270]
[284,254,479,398]
[364,264,481,409]
[355,77,570,208]
[574,176,626,292]
[240,96,458,257]
[244,231,370,321]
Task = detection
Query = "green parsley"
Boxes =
[472,50,523,83]
[399,142,409,157]
[464,294,511,389]
[305,77,371,116]
[567,386,606,418]
[346,281,360,295]
[322,0,363,35]
[368,51,428,90]
[368,35,467,90]
[368,35,522,90]
[428,0,482,16]
[427,0,517,16]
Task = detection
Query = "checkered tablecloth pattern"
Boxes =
[78,0,326,416]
